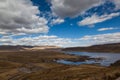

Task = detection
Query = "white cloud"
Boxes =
[78,13,120,26]
[0,36,13,44]
[0,35,74,47]
[113,0,120,10]
[79,32,120,45]
[98,27,119,31]
[0,0,49,35]
[51,18,64,25]
[51,0,102,18]
[1,32,120,47]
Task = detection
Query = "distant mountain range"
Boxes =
[63,43,120,53]
[0,45,60,51]
[0,43,120,53]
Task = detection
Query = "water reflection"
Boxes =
[57,52,120,66]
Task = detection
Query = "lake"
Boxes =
[57,51,120,66]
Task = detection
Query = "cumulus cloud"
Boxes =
[78,13,120,26]
[79,32,120,45]
[0,36,13,44]
[0,0,49,35]
[0,35,74,47]
[51,18,64,25]
[98,27,119,31]
[51,0,102,18]
[1,32,120,47]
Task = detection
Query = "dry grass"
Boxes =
[0,50,119,80]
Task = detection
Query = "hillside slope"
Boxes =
[0,46,60,51]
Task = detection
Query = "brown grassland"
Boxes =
[0,50,120,80]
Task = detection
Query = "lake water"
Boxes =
[57,51,120,66]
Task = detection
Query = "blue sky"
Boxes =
[32,0,120,39]
[0,0,120,47]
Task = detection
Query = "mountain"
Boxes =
[63,43,120,53]
[0,45,60,51]
[0,46,33,51]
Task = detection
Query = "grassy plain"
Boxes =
[0,50,119,80]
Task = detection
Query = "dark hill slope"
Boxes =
[0,46,33,51]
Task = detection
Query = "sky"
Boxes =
[0,0,120,47]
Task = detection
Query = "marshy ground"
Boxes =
[0,50,120,80]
